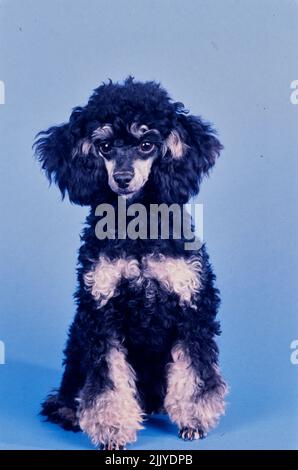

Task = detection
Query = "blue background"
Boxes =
[0,0,297,450]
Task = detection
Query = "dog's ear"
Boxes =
[34,108,109,205]
[151,114,223,204]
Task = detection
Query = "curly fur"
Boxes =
[84,257,141,308]
[77,345,144,449]
[143,255,202,308]
[35,77,227,449]
[164,344,227,435]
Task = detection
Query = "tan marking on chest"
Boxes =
[84,254,202,309]
[84,257,140,307]
[143,255,202,307]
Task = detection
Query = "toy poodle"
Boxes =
[34,77,227,450]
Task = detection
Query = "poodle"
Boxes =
[34,77,227,450]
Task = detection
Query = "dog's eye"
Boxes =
[99,142,112,155]
[139,142,155,153]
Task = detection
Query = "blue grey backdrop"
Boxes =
[0,0,297,449]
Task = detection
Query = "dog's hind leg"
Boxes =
[41,321,86,432]
[41,392,81,432]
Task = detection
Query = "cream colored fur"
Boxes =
[164,343,227,434]
[143,255,202,308]
[84,257,141,308]
[77,346,144,448]
[85,255,202,309]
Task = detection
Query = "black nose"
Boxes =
[113,171,134,189]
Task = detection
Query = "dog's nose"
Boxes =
[113,171,134,189]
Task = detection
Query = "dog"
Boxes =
[34,77,227,449]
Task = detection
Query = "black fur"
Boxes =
[35,77,225,446]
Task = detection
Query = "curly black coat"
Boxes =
[34,77,227,450]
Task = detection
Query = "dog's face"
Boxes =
[91,123,162,197]
[35,77,222,205]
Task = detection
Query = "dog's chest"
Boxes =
[84,254,202,310]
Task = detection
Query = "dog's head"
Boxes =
[34,77,222,205]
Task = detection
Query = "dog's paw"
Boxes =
[41,393,81,432]
[179,426,206,441]
[99,443,126,451]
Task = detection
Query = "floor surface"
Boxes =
[0,361,296,450]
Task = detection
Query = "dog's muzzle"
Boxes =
[113,171,134,189]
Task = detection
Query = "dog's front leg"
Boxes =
[163,258,228,441]
[164,340,227,440]
[77,342,144,450]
